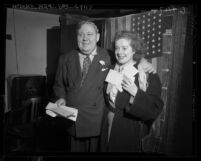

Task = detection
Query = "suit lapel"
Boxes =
[87,53,101,77]
[80,48,103,87]
[68,51,82,86]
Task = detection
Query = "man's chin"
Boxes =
[81,49,91,55]
[82,52,91,55]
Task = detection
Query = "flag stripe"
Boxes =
[122,16,127,30]
[125,15,131,31]
[110,18,116,44]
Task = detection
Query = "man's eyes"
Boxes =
[78,33,94,37]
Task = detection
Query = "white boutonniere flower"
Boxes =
[99,60,105,66]
[99,60,108,71]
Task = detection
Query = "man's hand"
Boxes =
[55,98,66,107]
[140,58,156,74]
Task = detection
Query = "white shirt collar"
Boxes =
[79,47,98,65]
[79,47,97,58]
[90,47,97,56]
[115,61,136,72]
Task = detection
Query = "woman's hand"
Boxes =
[55,98,66,107]
[122,75,138,96]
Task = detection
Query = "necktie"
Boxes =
[81,55,91,85]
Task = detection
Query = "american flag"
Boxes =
[131,10,163,58]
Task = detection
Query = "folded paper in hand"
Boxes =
[45,102,78,121]
[122,65,138,80]
[105,69,123,92]
[105,67,138,92]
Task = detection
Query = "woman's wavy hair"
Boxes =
[114,30,148,61]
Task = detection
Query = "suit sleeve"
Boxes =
[53,55,68,100]
[124,74,164,121]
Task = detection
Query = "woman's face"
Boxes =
[115,38,135,65]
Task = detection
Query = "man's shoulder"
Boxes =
[97,46,109,54]
[59,50,78,61]
[97,46,114,66]
[97,46,111,59]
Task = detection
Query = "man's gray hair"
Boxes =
[76,20,99,33]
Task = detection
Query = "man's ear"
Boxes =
[96,33,100,42]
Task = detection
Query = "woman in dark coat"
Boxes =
[100,30,164,152]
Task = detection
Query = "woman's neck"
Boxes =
[117,60,136,68]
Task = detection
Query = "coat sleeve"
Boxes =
[124,73,164,121]
[53,55,68,100]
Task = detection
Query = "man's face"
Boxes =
[77,23,100,55]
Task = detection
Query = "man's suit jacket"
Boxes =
[53,46,111,137]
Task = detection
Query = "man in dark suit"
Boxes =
[53,21,155,152]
